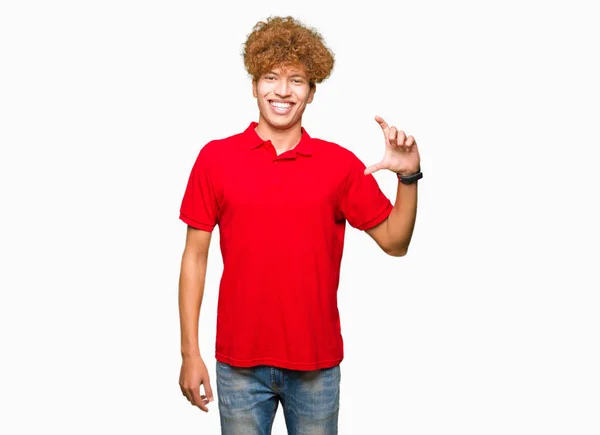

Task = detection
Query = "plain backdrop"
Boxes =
[1,0,599,434]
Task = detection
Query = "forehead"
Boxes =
[267,63,308,77]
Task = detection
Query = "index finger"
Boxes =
[191,387,209,412]
[374,115,389,134]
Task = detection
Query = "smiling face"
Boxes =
[252,63,316,132]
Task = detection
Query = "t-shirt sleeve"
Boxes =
[339,152,393,231]
[179,145,219,232]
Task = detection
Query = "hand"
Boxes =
[179,354,214,412]
[364,115,421,176]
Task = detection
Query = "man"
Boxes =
[178,16,422,435]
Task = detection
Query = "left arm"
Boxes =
[366,181,418,256]
[364,115,421,257]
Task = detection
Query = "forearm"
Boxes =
[179,253,208,358]
[385,181,418,256]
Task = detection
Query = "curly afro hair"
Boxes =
[242,16,335,87]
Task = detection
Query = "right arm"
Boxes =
[179,226,212,358]
[178,225,214,412]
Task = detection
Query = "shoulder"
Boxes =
[310,137,365,175]
[202,131,244,152]
[311,137,359,162]
[195,128,247,161]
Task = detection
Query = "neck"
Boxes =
[255,115,303,153]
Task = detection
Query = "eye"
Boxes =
[265,75,275,80]
[292,79,303,84]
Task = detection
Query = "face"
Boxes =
[252,64,316,131]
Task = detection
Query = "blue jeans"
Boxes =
[216,360,341,435]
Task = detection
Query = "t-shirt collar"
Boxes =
[243,121,313,157]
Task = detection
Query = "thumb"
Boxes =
[204,379,215,402]
[364,162,382,176]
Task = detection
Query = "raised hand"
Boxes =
[364,115,421,176]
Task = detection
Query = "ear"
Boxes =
[252,78,258,98]
[307,84,317,104]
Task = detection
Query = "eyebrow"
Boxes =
[267,71,307,79]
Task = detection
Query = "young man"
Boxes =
[178,16,422,434]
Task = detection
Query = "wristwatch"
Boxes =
[397,167,423,184]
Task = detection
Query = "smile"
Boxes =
[269,100,294,114]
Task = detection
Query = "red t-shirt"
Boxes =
[180,122,393,370]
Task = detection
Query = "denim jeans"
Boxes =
[216,360,341,435]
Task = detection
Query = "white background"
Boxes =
[1,0,599,434]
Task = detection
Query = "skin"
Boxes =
[252,64,316,154]
[364,116,421,256]
[178,62,421,413]
[179,228,213,412]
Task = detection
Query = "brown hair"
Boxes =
[243,16,335,87]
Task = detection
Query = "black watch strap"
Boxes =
[397,168,423,184]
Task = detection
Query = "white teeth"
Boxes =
[270,101,292,108]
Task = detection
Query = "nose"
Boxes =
[274,79,291,98]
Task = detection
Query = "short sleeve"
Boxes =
[179,146,219,232]
[339,153,393,230]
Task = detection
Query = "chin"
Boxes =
[273,119,298,129]
[262,113,293,127]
